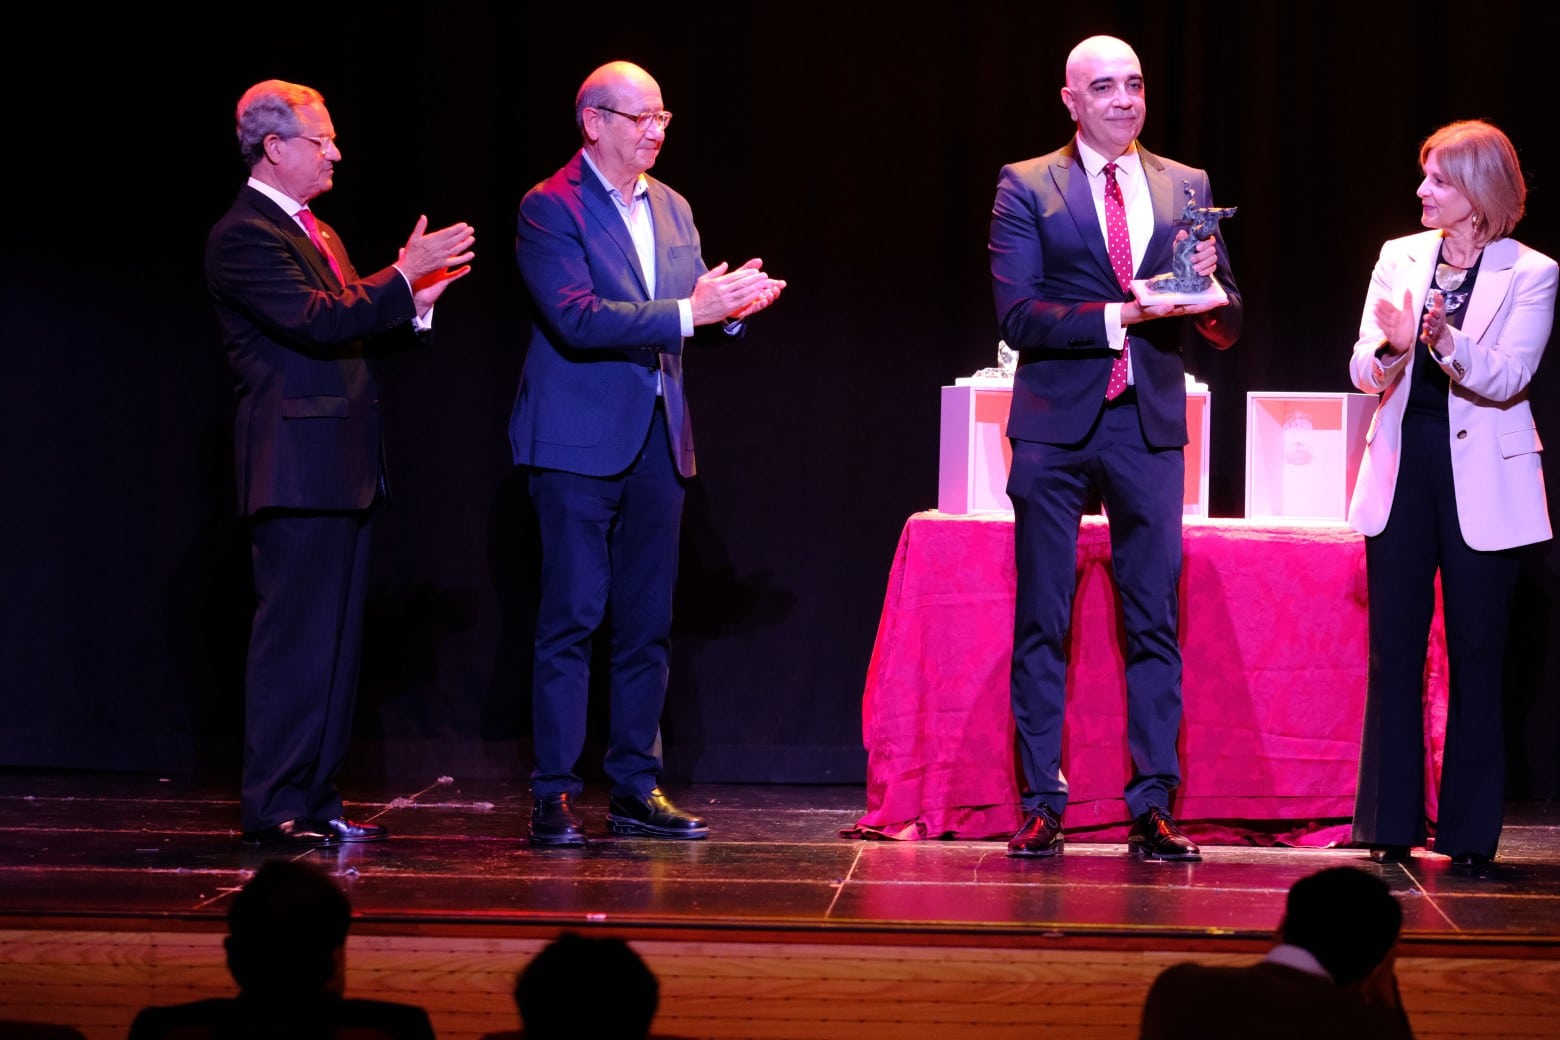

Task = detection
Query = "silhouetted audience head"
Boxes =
[223,859,351,999]
[514,931,659,1039]
[1278,866,1403,986]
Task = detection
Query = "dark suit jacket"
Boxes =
[989,140,1242,447]
[509,151,708,480]
[1139,960,1415,1040]
[128,995,435,1040]
[205,184,422,514]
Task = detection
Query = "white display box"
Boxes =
[938,383,1211,517]
[938,383,1015,514]
[1244,392,1375,520]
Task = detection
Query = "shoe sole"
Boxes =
[1129,844,1202,862]
[1369,850,1412,864]
[529,831,588,847]
[606,816,709,840]
[239,835,336,848]
[1006,841,1064,858]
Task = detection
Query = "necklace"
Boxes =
[1434,252,1475,316]
[1435,262,1469,293]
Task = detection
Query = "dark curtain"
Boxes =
[3,1,1556,796]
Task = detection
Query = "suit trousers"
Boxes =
[241,508,373,832]
[527,400,685,799]
[1007,396,1186,819]
[1354,410,1518,858]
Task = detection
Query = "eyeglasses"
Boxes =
[287,133,338,155]
[595,106,673,133]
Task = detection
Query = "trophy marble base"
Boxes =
[1131,278,1229,309]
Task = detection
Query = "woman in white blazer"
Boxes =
[1347,120,1557,868]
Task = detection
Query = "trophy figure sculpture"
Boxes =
[1132,181,1236,306]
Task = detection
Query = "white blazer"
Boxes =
[1347,230,1558,551]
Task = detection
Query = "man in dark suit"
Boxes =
[206,79,475,848]
[511,60,783,846]
[988,36,1242,860]
[1138,866,1415,1039]
[129,859,436,1040]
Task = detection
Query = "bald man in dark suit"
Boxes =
[989,35,1242,861]
[511,60,783,847]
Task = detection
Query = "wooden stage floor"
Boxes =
[2,769,1558,1039]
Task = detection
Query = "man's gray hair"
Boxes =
[235,79,323,168]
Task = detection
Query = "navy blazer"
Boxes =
[510,151,707,480]
[990,141,1242,448]
[205,185,419,514]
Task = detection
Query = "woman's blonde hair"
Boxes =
[1420,119,1527,243]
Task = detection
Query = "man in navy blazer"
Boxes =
[511,61,783,846]
[206,79,474,848]
[988,36,1241,861]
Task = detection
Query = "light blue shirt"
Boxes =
[580,151,695,351]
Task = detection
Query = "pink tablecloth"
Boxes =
[847,512,1447,847]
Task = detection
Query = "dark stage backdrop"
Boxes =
[4,2,1557,797]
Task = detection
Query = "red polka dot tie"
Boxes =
[1102,162,1132,401]
[296,207,345,285]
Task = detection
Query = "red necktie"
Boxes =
[1102,162,1132,401]
[296,207,344,284]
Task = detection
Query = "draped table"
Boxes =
[846,512,1447,846]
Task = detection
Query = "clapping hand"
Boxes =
[691,258,786,326]
[1373,289,1419,357]
[396,214,475,317]
[1419,290,1449,351]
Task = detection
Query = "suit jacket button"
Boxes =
[1456,429,1468,439]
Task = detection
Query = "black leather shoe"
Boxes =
[606,788,708,839]
[309,816,388,843]
[1369,844,1412,863]
[240,819,337,848]
[530,793,587,847]
[1128,806,1201,861]
[1449,852,1491,869]
[1007,804,1064,858]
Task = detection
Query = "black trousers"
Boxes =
[241,508,373,832]
[1352,411,1518,858]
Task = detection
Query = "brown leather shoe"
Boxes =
[1007,804,1064,857]
[530,793,588,846]
[1128,806,1201,861]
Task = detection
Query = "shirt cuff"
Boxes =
[1106,302,1126,352]
[679,298,693,339]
